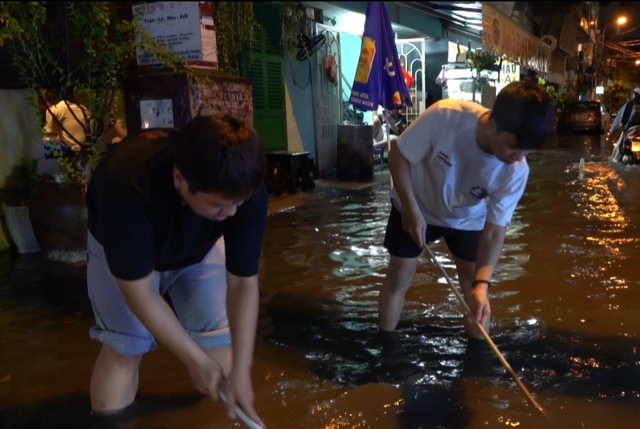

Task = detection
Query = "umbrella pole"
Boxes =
[384,110,393,187]
[423,244,547,415]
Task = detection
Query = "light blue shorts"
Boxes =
[86,231,231,356]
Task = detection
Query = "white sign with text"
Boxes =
[133,1,216,67]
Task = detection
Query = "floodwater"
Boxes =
[2,132,640,428]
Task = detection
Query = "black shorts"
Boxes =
[383,203,482,262]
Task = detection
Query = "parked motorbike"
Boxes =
[613,125,640,165]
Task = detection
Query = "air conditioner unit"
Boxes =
[541,34,558,51]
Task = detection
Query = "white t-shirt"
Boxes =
[373,119,386,143]
[44,100,90,152]
[390,98,529,230]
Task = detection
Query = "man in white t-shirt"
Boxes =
[42,89,91,154]
[378,79,556,339]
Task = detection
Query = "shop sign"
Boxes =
[499,61,520,85]
[482,3,550,74]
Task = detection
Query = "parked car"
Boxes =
[557,101,603,133]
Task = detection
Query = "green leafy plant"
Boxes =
[281,1,311,82]
[537,77,563,113]
[0,2,187,190]
[603,81,632,113]
[603,64,640,113]
[0,159,39,207]
[466,50,501,73]
[466,49,500,101]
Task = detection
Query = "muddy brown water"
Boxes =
[1,133,639,428]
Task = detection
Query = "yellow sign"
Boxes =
[355,37,377,84]
[500,61,520,85]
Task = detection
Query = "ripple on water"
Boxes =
[259,153,640,425]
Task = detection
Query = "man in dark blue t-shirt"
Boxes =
[86,115,267,427]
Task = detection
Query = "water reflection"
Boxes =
[259,132,640,428]
[554,132,608,158]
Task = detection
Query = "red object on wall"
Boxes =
[401,65,414,88]
[325,54,337,84]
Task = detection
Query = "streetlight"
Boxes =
[598,16,628,79]
[602,16,627,39]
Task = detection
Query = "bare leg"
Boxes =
[90,344,142,413]
[451,254,491,339]
[378,255,419,331]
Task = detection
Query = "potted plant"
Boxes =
[0,2,188,262]
[466,49,501,102]
[0,159,41,254]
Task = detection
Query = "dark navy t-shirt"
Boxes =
[86,129,268,281]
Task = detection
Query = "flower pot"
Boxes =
[28,180,87,263]
[2,206,41,253]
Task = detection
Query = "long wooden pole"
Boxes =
[423,244,546,414]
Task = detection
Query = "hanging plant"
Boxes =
[466,49,501,73]
[281,2,304,67]
[213,2,258,75]
[281,1,320,86]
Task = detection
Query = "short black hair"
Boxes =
[173,115,265,199]
[491,78,556,150]
[42,89,58,105]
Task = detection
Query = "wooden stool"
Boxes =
[265,151,311,195]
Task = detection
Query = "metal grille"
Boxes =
[397,38,428,124]
[310,23,342,176]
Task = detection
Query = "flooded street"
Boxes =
[2,132,640,428]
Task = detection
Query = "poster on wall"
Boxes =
[140,99,174,129]
[189,79,254,124]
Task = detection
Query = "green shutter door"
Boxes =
[243,2,286,152]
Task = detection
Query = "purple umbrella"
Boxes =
[349,2,413,113]
[349,1,412,176]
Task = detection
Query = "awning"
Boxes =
[481,3,551,74]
